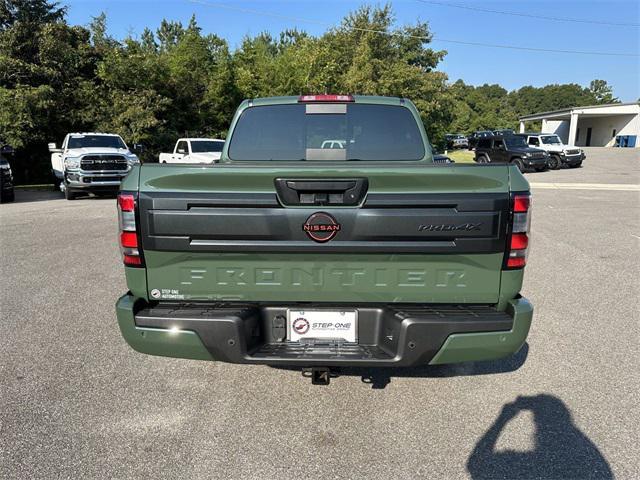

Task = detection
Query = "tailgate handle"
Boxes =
[286,180,356,191]
[275,178,368,206]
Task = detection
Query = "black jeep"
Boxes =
[474,135,548,172]
[0,144,15,203]
[467,130,493,150]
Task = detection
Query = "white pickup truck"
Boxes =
[49,133,140,200]
[159,138,225,164]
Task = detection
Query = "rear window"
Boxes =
[191,140,224,153]
[228,104,425,161]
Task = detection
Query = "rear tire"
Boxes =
[549,155,561,170]
[476,154,489,164]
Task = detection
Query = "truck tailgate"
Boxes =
[137,164,511,303]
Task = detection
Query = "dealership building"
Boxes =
[519,102,640,148]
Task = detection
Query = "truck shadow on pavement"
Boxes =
[12,190,116,203]
[11,189,63,203]
[336,343,530,389]
[467,394,613,480]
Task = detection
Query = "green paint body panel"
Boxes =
[496,269,525,310]
[429,296,533,364]
[139,163,510,195]
[120,164,140,191]
[139,161,512,303]
[116,293,214,361]
[124,266,148,300]
[144,251,504,303]
[508,164,530,192]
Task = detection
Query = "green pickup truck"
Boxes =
[115,95,533,383]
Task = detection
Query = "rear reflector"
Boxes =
[507,254,526,269]
[510,233,529,250]
[120,231,138,248]
[505,193,531,270]
[299,94,354,103]
[123,254,143,266]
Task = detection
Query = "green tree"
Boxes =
[0,0,65,30]
[0,0,97,182]
[447,79,621,136]
[0,2,623,183]
[589,79,619,104]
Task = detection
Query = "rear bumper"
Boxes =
[116,295,533,367]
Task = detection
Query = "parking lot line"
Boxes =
[529,182,640,191]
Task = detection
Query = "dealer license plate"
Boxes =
[287,310,357,343]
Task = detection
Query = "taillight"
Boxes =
[117,192,144,267]
[298,94,354,103]
[505,192,531,269]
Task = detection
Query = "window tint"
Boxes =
[541,135,561,145]
[228,104,425,161]
[493,139,504,149]
[505,136,527,148]
[67,135,126,149]
[477,138,492,149]
[528,137,540,146]
[191,140,224,153]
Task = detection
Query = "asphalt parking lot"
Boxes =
[1,147,638,479]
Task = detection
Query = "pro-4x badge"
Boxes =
[418,223,483,232]
[303,212,341,243]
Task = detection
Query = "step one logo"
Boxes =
[292,317,310,334]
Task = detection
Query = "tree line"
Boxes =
[0,0,619,184]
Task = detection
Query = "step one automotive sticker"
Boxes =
[150,288,185,300]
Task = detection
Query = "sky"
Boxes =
[64,0,640,102]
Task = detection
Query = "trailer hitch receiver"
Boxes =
[302,367,332,385]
